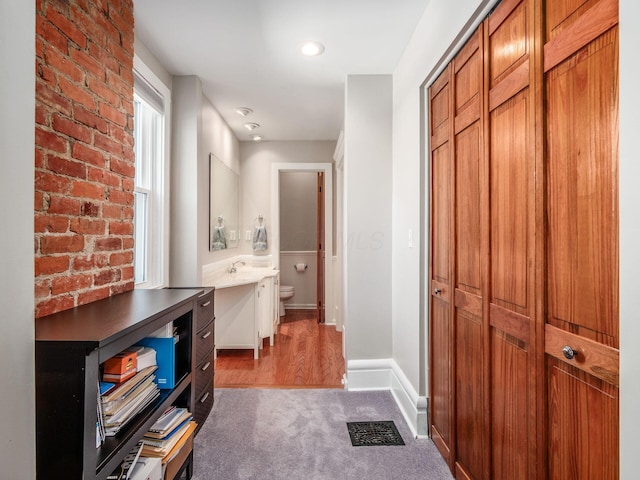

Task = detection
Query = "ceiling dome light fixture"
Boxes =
[244,122,260,131]
[300,41,325,56]
[235,107,253,117]
[250,134,264,141]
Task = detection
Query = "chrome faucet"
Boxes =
[228,260,245,273]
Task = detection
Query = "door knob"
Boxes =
[433,288,442,295]
[562,345,577,360]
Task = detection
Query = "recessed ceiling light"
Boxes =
[250,134,264,141]
[300,41,325,56]
[244,122,260,131]
[235,107,253,117]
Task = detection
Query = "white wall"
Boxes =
[280,171,317,251]
[279,251,317,308]
[393,0,640,472]
[344,75,393,361]
[170,76,203,285]
[619,1,640,476]
[134,37,172,90]
[392,0,495,402]
[239,141,335,255]
[0,1,35,477]
[170,76,241,285]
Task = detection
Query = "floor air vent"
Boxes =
[346,421,405,446]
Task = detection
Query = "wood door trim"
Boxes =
[543,0,618,72]
[489,303,531,344]
[455,289,482,318]
[455,462,474,480]
[489,59,530,111]
[431,425,452,463]
[454,98,480,134]
[316,172,325,323]
[545,323,619,386]
[530,0,546,477]
[431,125,449,150]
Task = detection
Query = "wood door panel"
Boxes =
[429,65,453,470]
[546,0,610,41]
[489,60,529,111]
[544,0,618,72]
[546,28,619,343]
[545,323,619,386]
[455,310,484,479]
[490,89,530,315]
[491,329,530,480]
[489,303,531,345]
[547,360,619,479]
[432,144,451,285]
[431,78,450,134]
[545,3,619,478]
[431,72,450,149]
[454,31,481,114]
[489,0,528,86]
[456,123,482,294]
[431,297,452,452]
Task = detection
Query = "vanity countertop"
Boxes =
[207,267,279,289]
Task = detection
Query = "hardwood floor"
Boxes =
[214,309,344,388]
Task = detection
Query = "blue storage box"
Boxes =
[135,336,177,389]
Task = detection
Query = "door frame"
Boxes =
[271,162,334,325]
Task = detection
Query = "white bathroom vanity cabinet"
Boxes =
[213,269,279,359]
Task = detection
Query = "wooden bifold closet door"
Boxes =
[428,0,619,478]
[544,0,619,478]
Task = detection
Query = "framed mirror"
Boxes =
[209,153,239,250]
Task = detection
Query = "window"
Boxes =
[132,58,170,288]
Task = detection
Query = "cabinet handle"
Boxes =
[201,330,212,339]
[433,288,442,295]
[562,345,577,360]
[201,361,211,371]
[201,300,211,308]
[199,391,210,403]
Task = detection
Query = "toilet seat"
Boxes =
[280,285,294,294]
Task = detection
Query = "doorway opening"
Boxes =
[214,162,344,388]
[277,170,324,323]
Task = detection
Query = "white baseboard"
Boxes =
[346,358,428,438]
[389,361,429,438]
[284,303,315,309]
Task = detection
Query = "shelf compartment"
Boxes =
[96,374,191,478]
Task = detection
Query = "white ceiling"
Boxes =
[133,0,429,141]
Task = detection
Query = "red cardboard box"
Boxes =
[104,351,137,375]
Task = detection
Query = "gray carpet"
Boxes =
[193,388,453,480]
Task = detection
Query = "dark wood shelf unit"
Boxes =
[35,288,203,480]
[169,287,215,435]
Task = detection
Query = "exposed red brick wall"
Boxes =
[35,0,135,318]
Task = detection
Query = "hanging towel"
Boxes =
[212,226,227,250]
[252,225,267,251]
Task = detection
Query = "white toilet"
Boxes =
[279,285,295,316]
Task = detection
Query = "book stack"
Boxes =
[106,440,144,480]
[99,366,161,437]
[140,406,196,459]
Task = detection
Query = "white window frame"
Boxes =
[133,55,171,289]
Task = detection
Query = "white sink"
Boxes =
[208,267,279,289]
